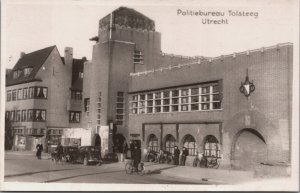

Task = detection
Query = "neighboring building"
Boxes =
[5,45,86,151]
[85,6,293,173]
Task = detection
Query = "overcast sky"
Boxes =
[2,0,298,69]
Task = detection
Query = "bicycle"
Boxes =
[199,155,220,169]
[125,161,145,175]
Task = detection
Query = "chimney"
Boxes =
[64,47,73,65]
[20,52,25,58]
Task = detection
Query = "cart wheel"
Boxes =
[83,157,88,166]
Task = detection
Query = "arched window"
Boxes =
[183,134,198,156]
[165,134,176,153]
[204,135,220,157]
[148,134,159,152]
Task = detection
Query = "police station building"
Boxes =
[84,7,293,172]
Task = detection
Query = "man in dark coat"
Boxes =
[55,142,64,163]
[173,146,180,165]
[180,147,189,166]
[36,144,43,160]
[132,145,141,171]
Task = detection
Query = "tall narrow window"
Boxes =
[130,95,138,114]
[12,90,17,101]
[16,111,21,122]
[116,92,124,125]
[10,111,15,121]
[97,92,101,125]
[84,98,90,116]
[27,110,33,121]
[17,89,23,100]
[22,110,27,121]
[7,91,11,102]
[29,87,34,99]
[204,135,220,157]
[23,88,28,99]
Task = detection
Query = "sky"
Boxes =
[2,0,298,69]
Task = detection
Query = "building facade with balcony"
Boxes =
[5,45,86,151]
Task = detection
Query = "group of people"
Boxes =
[173,146,189,166]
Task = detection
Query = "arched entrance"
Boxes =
[113,134,126,153]
[232,128,267,170]
[95,134,101,147]
[181,134,198,156]
[147,134,159,152]
[203,135,220,157]
[164,134,176,153]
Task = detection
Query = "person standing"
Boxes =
[132,145,141,172]
[55,142,63,163]
[122,141,128,160]
[36,144,43,160]
[180,147,189,166]
[173,146,180,165]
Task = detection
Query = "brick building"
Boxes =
[85,7,292,171]
[5,45,86,151]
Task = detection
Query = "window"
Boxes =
[204,135,220,158]
[133,50,144,65]
[5,111,10,120]
[27,110,33,121]
[183,134,198,156]
[84,98,90,113]
[69,111,81,123]
[97,92,101,125]
[71,90,82,100]
[29,87,34,99]
[23,88,28,99]
[12,90,17,101]
[7,91,11,102]
[17,89,23,100]
[24,67,33,77]
[16,111,21,121]
[116,92,124,125]
[13,70,22,79]
[165,135,176,154]
[35,87,47,99]
[22,110,27,121]
[79,72,84,78]
[148,134,159,152]
[33,109,46,121]
[10,111,15,121]
[129,81,222,114]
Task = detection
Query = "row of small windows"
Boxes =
[7,86,48,101]
[97,92,101,125]
[6,109,46,122]
[13,128,63,136]
[116,92,125,125]
[148,134,220,157]
[13,67,33,79]
[130,83,222,114]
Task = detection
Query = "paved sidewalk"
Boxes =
[6,150,52,160]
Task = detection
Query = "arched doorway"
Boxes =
[232,128,267,170]
[95,134,101,147]
[147,134,159,152]
[203,135,220,157]
[113,134,126,153]
[164,134,176,153]
[182,134,198,156]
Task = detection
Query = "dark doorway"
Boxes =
[95,134,101,147]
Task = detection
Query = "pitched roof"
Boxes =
[6,45,56,86]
